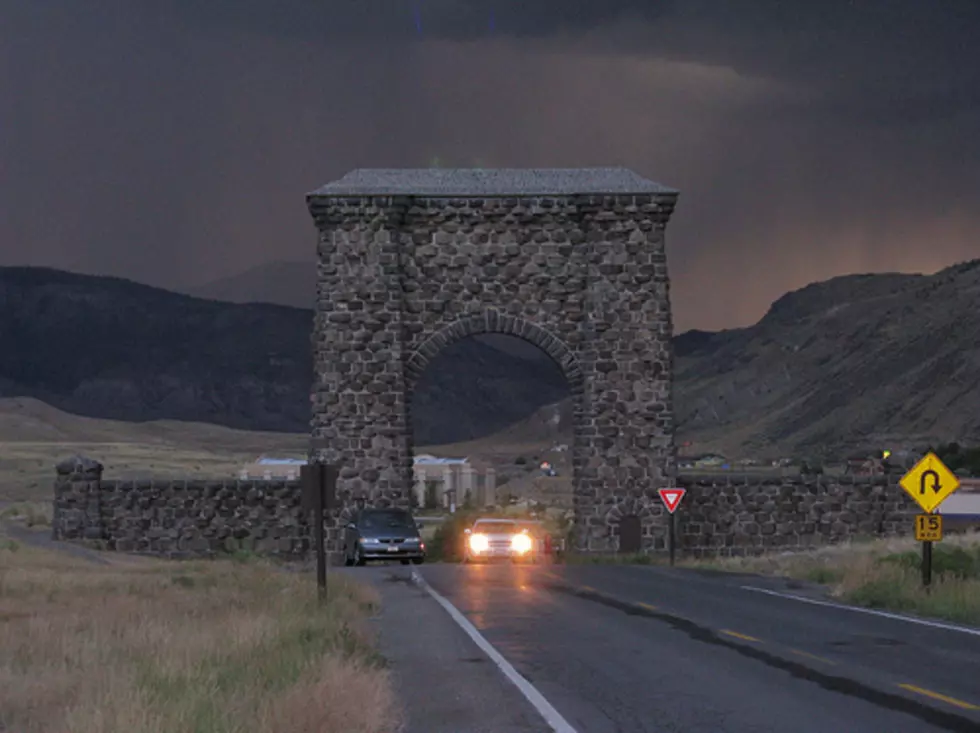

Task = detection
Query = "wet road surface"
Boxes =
[381,561,980,733]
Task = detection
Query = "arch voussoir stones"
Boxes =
[306,168,680,560]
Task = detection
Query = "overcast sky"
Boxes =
[2,1,978,331]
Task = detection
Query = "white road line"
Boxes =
[410,570,579,733]
[741,586,980,637]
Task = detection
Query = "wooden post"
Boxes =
[302,462,338,604]
[922,539,933,590]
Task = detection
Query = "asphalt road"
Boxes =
[363,560,980,733]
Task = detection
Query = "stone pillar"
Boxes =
[52,455,105,544]
[574,192,678,553]
[461,464,475,505]
[485,468,496,507]
[442,466,453,508]
[307,195,412,561]
[414,470,427,508]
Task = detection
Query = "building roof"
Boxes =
[254,457,306,466]
[308,168,678,197]
[414,454,469,465]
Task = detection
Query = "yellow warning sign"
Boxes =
[914,514,943,542]
[899,452,960,514]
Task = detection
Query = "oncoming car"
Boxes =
[463,518,537,563]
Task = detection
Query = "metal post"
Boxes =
[313,463,327,603]
[922,539,932,590]
[668,511,676,567]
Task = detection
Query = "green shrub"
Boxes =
[879,545,980,579]
[427,509,530,562]
[427,511,482,562]
[805,566,845,584]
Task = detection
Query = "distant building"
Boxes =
[678,453,727,469]
[237,454,498,509]
[412,454,496,509]
[239,456,306,480]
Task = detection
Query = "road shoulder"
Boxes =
[361,565,552,733]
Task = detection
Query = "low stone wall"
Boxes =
[51,456,920,561]
[52,456,314,560]
[676,472,918,557]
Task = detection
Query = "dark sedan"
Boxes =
[343,508,426,566]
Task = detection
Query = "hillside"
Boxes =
[0,267,565,445]
[3,262,979,457]
[0,396,553,502]
[674,261,980,457]
[180,260,549,362]
[181,260,316,309]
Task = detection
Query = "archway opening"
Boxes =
[407,331,575,556]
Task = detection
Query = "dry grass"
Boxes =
[684,531,980,625]
[0,397,533,503]
[0,535,401,733]
[0,500,53,527]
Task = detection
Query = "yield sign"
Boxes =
[658,488,686,514]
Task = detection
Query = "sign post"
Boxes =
[658,488,686,567]
[301,462,339,603]
[899,452,959,590]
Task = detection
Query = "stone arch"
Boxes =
[404,309,584,394]
[305,167,680,562]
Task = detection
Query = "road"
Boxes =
[365,560,980,733]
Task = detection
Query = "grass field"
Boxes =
[0,398,312,502]
[0,397,562,502]
[0,527,400,733]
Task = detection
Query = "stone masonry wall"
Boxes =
[307,188,679,557]
[52,456,311,560]
[52,458,919,562]
[675,472,919,557]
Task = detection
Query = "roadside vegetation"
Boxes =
[685,531,980,626]
[0,532,400,733]
[562,551,658,565]
[0,500,53,527]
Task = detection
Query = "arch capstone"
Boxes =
[306,167,680,561]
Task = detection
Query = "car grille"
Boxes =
[379,538,406,543]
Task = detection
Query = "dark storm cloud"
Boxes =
[160,0,676,42]
[1,0,978,331]
[158,0,980,124]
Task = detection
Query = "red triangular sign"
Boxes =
[658,488,686,514]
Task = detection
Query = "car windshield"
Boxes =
[474,521,516,534]
[359,511,415,530]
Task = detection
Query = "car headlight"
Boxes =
[469,533,489,552]
[405,537,419,544]
[511,532,533,554]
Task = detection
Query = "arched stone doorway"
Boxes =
[305,168,680,561]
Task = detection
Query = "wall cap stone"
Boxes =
[56,455,104,475]
[307,167,679,197]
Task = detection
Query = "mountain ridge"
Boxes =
[3,261,979,456]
